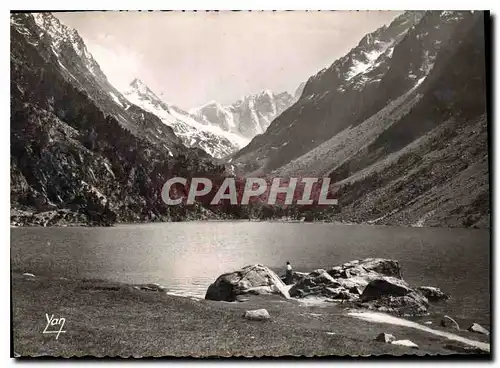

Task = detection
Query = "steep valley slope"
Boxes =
[10,13,228,225]
[232,11,490,228]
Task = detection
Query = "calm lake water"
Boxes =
[11,222,490,326]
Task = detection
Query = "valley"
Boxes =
[10,11,490,229]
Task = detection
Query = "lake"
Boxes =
[11,222,490,326]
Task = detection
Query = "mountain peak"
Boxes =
[31,12,106,80]
[130,78,146,88]
[127,78,159,99]
[196,100,224,111]
[122,82,246,157]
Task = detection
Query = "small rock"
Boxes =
[391,339,419,349]
[244,309,271,321]
[423,321,433,325]
[440,315,460,331]
[375,332,396,343]
[22,273,35,278]
[326,332,336,335]
[467,323,490,335]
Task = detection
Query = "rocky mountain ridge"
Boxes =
[10,12,228,225]
[10,11,489,228]
[229,11,489,228]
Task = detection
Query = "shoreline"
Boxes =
[10,205,490,230]
[10,218,491,230]
[12,272,490,357]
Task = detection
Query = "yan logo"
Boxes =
[42,314,66,340]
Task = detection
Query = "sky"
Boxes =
[56,11,401,110]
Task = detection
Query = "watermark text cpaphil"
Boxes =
[161,177,339,206]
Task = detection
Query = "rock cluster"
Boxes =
[206,258,450,316]
[287,258,438,315]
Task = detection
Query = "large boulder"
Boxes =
[322,258,404,297]
[361,277,413,301]
[245,286,275,295]
[360,291,429,316]
[416,286,449,301]
[328,258,402,279]
[335,273,383,295]
[360,278,428,315]
[359,258,402,279]
[205,264,289,302]
[289,269,344,298]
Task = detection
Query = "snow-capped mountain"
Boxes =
[233,11,468,172]
[123,78,248,159]
[190,90,295,140]
[11,12,228,224]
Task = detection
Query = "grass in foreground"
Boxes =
[11,273,490,358]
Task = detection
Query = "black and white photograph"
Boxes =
[9,9,491,358]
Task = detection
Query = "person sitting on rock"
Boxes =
[285,261,293,285]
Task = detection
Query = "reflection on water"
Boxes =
[11,222,490,325]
